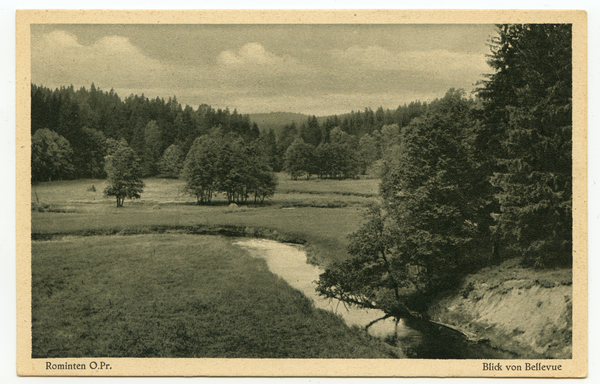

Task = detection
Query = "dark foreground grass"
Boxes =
[32,234,395,358]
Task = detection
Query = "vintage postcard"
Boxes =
[16,9,587,377]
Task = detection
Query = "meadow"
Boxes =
[32,174,380,266]
[31,174,395,358]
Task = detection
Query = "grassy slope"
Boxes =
[32,234,394,358]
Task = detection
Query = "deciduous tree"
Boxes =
[104,141,145,207]
[181,135,220,204]
[318,89,488,319]
[159,144,185,178]
[283,138,316,180]
[31,128,74,182]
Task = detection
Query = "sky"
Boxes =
[31,24,497,116]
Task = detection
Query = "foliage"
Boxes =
[250,170,278,204]
[300,116,322,147]
[358,133,381,172]
[182,132,278,204]
[381,124,401,149]
[31,128,74,182]
[31,84,257,179]
[262,128,280,171]
[318,89,489,318]
[140,120,163,176]
[105,137,129,156]
[181,135,221,204]
[479,24,573,267]
[159,144,185,178]
[72,127,107,178]
[283,138,316,180]
[214,137,254,204]
[316,204,418,319]
[103,141,145,207]
[244,143,278,204]
[315,142,361,180]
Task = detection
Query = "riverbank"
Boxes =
[427,258,572,359]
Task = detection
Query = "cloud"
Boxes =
[32,30,173,89]
[31,30,491,116]
[41,30,82,48]
[216,43,305,75]
[218,43,273,65]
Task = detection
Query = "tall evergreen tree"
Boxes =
[479,24,573,266]
[300,116,322,147]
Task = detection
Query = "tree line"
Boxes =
[182,130,277,205]
[317,24,573,323]
[31,83,260,180]
[260,103,428,178]
[31,81,426,183]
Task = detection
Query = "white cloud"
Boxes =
[94,36,141,54]
[32,30,172,89]
[216,43,304,75]
[41,30,82,48]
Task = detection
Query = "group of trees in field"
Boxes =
[317,24,573,322]
[182,131,277,205]
[33,127,277,207]
[281,125,403,180]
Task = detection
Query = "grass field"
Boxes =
[32,234,395,358]
[32,173,379,211]
[32,174,380,266]
[31,174,391,357]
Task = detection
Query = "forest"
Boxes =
[31,24,573,325]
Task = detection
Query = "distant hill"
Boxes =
[249,112,310,137]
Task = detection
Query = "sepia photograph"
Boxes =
[15,9,587,377]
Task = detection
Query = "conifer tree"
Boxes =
[479,24,573,266]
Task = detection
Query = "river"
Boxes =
[234,238,516,359]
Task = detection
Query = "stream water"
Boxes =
[234,238,516,359]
